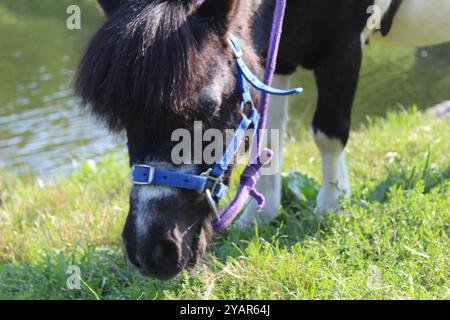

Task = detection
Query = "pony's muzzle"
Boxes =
[125,233,182,280]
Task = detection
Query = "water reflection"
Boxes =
[0,48,122,175]
[0,1,122,176]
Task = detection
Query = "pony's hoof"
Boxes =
[235,215,258,229]
[315,190,339,214]
[315,187,351,214]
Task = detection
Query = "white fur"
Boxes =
[313,131,351,213]
[131,185,178,241]
[237,75,291,227]
[131,162,194,240]
[372,0,450,47]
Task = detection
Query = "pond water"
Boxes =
[1,1,449,176]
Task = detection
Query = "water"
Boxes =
[1,1,449,177]
[0,1,122,176]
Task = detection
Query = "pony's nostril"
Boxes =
[146,240,180,276]
[153,240,177,263]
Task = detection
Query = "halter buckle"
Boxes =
[131,165,155,185]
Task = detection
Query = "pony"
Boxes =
[76,0,450,280]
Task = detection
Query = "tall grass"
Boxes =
[0,109,448,299]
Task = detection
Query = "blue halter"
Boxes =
[131,35,303,217]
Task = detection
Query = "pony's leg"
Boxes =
[313,42,362,213]
[237,74,290,227]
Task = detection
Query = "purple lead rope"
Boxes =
[213,0,288,231]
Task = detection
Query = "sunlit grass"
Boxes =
[0,109,449,299]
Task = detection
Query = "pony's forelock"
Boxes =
[76,0,221,131]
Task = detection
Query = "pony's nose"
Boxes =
[143,239,181,280]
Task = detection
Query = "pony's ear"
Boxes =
[97,0,125,16]
[196,0,240,35]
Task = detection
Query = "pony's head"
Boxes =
[76,0,260,280]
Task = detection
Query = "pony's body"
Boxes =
[241,0,450,224]
[78,0,450,279]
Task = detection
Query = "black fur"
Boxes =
[77,0,391,279]
[273,0,373,144]
[77,0,263,280]
[197,0,240,35]
[97,0,127,15]
[77,0,224,132]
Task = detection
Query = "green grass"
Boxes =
[0,109,449,300]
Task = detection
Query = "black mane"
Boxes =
[76,0,217,131]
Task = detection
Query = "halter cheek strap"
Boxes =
[228,34,303,97]
[131,34,302,223]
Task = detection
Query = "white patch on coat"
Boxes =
[131,185,178,241]
[313,130,351,213]
[130,162,194,240]
[371,0,450,47]
[238,74,291,227]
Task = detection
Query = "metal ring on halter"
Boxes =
[200,168,224,194]
[205,189,220,220]
[200,168,223,219]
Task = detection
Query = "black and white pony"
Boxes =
[77,0,450,280]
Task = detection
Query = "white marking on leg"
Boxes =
[314,130,351,213]
[238,74,290,227]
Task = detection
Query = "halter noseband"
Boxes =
[131,34,302,222]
